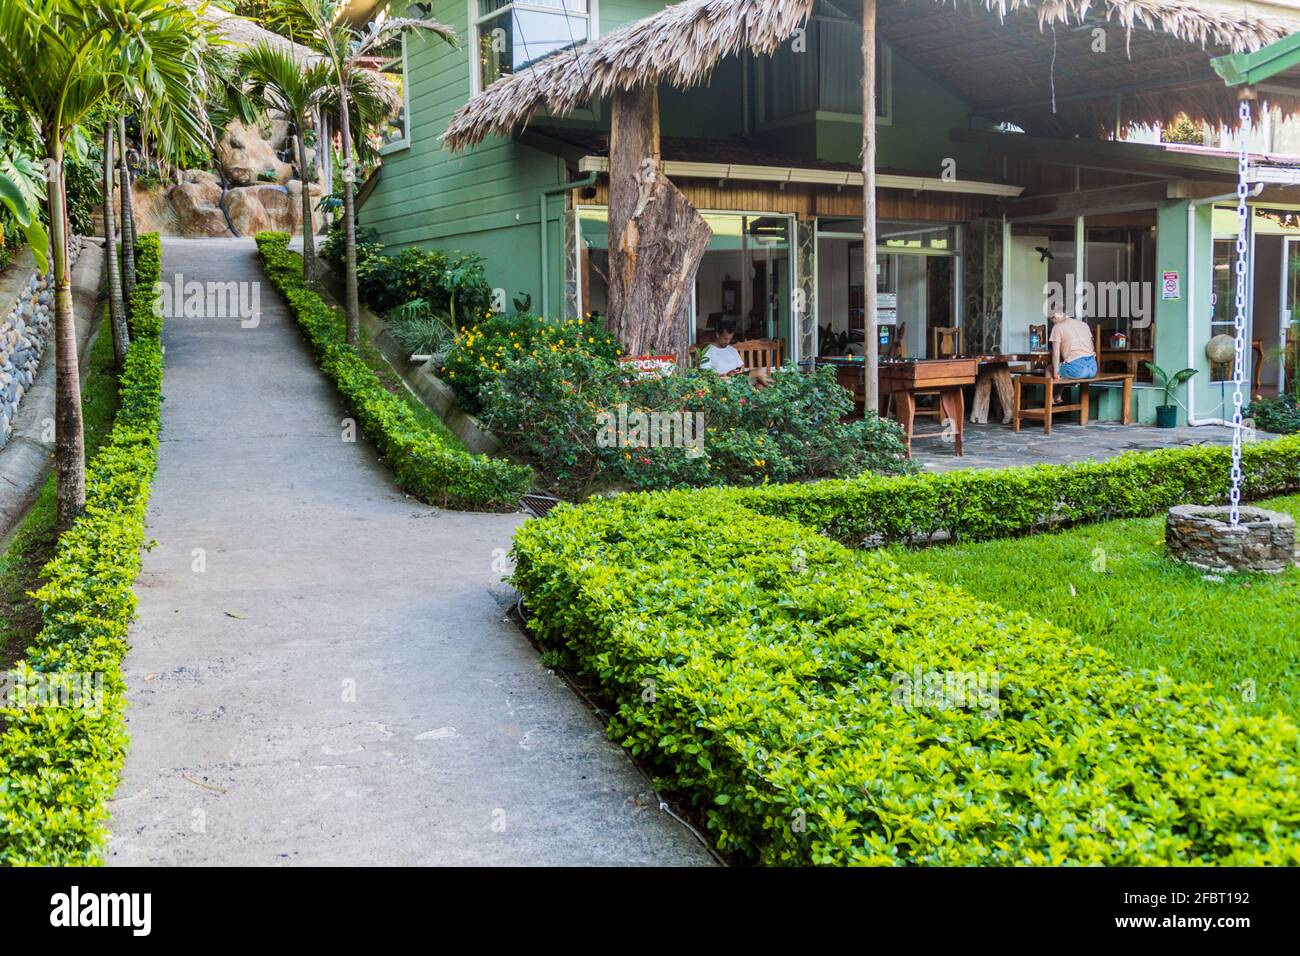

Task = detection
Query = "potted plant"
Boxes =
[1143,361,1197,428]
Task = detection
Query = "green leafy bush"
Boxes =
[512,492,1300,865]
[256,232,531,510]
[385,299,455,359]
[1247,394,1300,435]
[696,434,1300,545]
[321,221,494,324]
[0,233,164,864]
[478,353,912,497]
[442,312,911,496]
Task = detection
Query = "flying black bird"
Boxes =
[1035,246,1054,262]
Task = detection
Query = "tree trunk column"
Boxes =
[119,115,137,297]
[47,139,86,529]
[339,91,361,346]
[103,122,129,369]
[295,128,317,287]
[862,0,879,412]
[606,84,711,368]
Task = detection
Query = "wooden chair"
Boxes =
[930,327,962,358]
[735,338,784,370]
[886,321,907,359]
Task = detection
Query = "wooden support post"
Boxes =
[606,83,712,367]
[862,0,879,412]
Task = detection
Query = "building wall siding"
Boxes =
[361,0,992,308]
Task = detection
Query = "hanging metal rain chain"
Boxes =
[1229,96,1252,528]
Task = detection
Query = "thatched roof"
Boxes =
[443,0,1299,149]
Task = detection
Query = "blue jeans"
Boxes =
[1058,354,1097,379]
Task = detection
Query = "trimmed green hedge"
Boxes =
[256,233,531,511]
[702,435,1300,545]
[513,492,1300,865]
[0,233,164,865]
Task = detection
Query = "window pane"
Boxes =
[377,56,406,148]
[479,0,587,14]
[763,26,886,120]
[818,19,861,115]
[479,9,589,88]
[878,222,956,251]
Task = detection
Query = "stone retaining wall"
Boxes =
[0,236,86,448]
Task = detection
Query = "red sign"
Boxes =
[619,354,677,379]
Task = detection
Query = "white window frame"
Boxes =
[377,32,411,154]
[469,0,598,96]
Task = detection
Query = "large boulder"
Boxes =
[169,179,230,238]
[217,119,295,187]
[225,182,322,237]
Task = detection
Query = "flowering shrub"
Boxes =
[1247,393,1300,435]
[441,311,622,414]
[471,339,913,497]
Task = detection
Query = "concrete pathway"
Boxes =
[107,239,711,866]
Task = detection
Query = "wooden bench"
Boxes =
[1012,372,1133,434]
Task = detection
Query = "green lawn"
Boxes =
[0,316,121,667]
[888,494,1300,719]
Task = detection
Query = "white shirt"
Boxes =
[702,343,744,375]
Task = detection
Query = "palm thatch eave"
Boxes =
[442,0,1299,150]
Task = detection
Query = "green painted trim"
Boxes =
[1212,32,1300,87]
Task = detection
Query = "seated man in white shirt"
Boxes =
[700,320,771,387]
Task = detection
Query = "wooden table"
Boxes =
[969,353,1047,424]
[825,357,980,455]
[878,358,979,456]
[1098,347,1153,380]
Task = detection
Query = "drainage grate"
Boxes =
[520,494,562,519]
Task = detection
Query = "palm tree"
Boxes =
[267,0,456,346]
[238,42,333,286]
[0,0,210,528]
[118,114,136,296]
[102,119,129,368]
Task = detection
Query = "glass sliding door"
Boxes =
[576,206,795,359]
[1284,236,1300,392]
[815,217,959,359]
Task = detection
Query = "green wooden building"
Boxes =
[354,0,1300,425]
